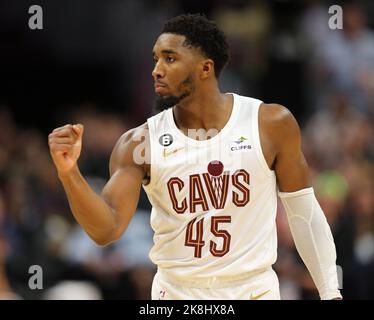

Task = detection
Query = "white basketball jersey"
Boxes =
[143,93,278,284]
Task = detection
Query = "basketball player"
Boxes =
[48,14,342,300]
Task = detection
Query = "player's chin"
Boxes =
[155,86,169,95]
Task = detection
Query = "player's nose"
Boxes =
[152,61,165,80]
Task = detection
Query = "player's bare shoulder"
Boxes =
[109,122,150,177]
[259,103,301,149]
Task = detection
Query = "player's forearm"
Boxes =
[58,165,118,245]
[279,188,342,300]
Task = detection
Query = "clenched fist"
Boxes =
[48,124,84,174]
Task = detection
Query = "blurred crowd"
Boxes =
[0,106,155,299]
[0,0,374,299]
[274,0,374,300]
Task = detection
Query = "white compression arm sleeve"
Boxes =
[278,187,342,300]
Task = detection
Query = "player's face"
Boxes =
[152,33,204,110]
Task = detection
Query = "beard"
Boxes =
[154,94,183,112]
[153,75,194,112]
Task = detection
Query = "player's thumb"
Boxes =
[73,123,84,138]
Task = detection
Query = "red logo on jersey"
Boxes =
[167,161,250,214]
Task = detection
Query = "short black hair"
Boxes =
[161,13,229,78]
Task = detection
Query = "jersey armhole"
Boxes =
[252,102,275,178]
[143,118,158,192]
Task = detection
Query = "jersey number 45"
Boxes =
[185,216,231,258]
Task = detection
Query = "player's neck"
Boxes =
[173,87,233,134]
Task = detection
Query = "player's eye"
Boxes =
[165,56,175,63]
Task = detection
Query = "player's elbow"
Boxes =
[92,236,114,246]
[89,228,122,247]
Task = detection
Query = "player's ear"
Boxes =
[200,59,214,80]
